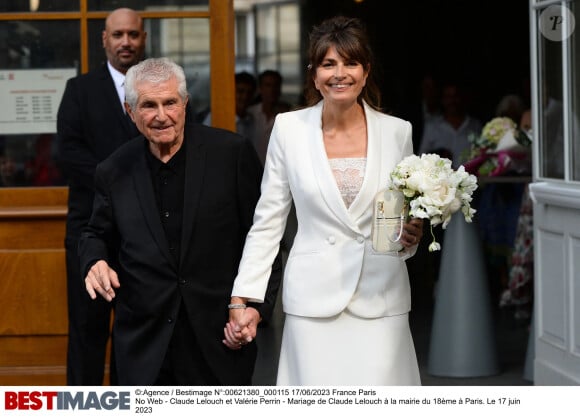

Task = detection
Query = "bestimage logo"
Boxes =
[4,391,131,410]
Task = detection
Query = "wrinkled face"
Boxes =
[313,45,367,105]
[102,10,146,74]
[127,77,188,151]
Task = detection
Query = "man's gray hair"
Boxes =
[125,57,188,109]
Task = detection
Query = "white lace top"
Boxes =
[328,157,367,208]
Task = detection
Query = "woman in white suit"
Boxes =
[224,16,424,385]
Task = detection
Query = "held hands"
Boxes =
[400,217,424,248]
[222,299,260,350]
[85,260,120,302]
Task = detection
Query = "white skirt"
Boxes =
[276,311,421,386]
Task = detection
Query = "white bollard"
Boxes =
[427,215,500,377]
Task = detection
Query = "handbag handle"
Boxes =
[376,199,405,244]
[387,213,405,243]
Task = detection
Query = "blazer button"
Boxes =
[179,277,186,284]
[356,235,364,243]
[167,318,173,323]
[328,235,336,245]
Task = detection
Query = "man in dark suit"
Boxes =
[56,8,146,385]
[79,57,281,385]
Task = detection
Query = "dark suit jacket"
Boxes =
[79,123,281,385]
[56,63,140,238]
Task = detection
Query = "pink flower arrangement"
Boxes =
[464,117,531,177]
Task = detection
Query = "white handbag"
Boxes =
[371,189,407,253]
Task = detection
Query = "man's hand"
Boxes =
[85,260,120,302]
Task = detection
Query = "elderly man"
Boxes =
[79,58,281,385]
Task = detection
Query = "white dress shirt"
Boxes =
[107,61,126,111]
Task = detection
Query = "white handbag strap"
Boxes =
[387,213,405,243]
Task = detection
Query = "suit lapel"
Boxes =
[99,64,139,138]
[180,125,205,265]
[132,144,175,265]
[308,102,361,234]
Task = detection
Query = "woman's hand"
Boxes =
[400,217,424,248]
[222,298,260,350]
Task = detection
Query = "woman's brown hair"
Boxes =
[303,16,382,111]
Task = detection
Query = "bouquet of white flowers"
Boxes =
[388,153,478,251]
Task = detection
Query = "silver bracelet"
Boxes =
[228,303,247,309]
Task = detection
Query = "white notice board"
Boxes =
[0,68,77,135]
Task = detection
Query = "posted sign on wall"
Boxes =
[0,68,76,135]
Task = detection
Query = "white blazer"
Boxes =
[232,100,417,318]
